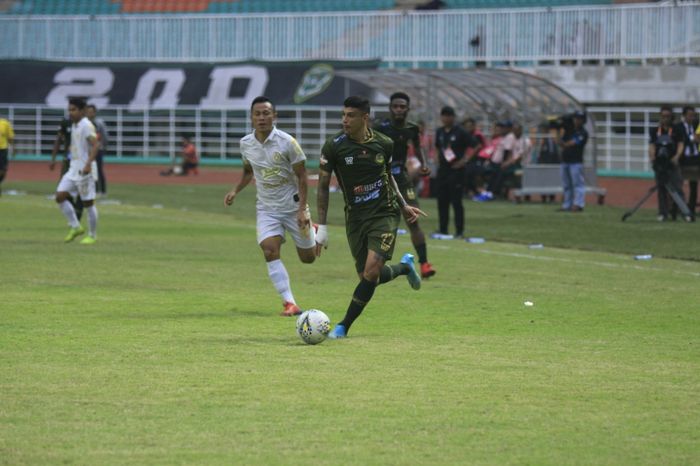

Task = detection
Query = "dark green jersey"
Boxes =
[320,129,398,218]
[374,119,420,170]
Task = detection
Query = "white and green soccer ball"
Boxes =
[296,309,331,345]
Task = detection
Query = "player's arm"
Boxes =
[81,134,99,175]
[7,124,15,159]
[412,131,430,176]
[388,169,426,224]
[315,169,331,256]
[224,161,253,206]
[292,160,311,229]
[50,131,63,170]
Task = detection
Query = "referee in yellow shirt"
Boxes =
[0,117,15,195]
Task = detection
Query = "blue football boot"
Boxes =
[327,324,347,339]
[400,253,421,290]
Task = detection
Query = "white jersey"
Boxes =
[240,126,307,213]
[68,117,97,181]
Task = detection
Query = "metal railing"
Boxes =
[1,3,699,66]
[1,103,678,176]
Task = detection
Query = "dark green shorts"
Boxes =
[346,210,401,274]
[393,169,419,207]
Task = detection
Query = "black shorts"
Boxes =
[0,149,8,172]
[391,167,419,207]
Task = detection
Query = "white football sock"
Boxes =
[87,205,98,238]
[266,259,295,304]
[59,200,80,228]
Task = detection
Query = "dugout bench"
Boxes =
[512,165,607,205]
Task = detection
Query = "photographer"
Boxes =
[557,110,588,212]
[649,106,685,222]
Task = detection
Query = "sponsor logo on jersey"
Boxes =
[353,179,383,194]
[345,156,354,165]
[353,189,381,204]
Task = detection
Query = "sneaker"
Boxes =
[571,206,584,213]
[281,301,302,317]
[656,214,667,222]
[327,324,347,339]
[79,236,97,245]
[64,225,86,243]
[400,253,421,290]
[420,262,436,278]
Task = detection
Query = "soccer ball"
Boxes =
[296,309,331,345]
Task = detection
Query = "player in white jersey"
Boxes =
[224,96,316,317]
[55,97,100,244]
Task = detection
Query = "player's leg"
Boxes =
[398,173,436,278]
[257,211,301,316]
[283,205,316,264]
[55,176,84,242]
[0,149,8,194]
[560,163,573,211]
[96,152,106,194]
[330,214,419,339]
[77,175,98,244]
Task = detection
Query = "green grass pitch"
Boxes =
[1,180,699,465]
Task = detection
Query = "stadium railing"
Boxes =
[1,3,698,66]
[0,103,669,177]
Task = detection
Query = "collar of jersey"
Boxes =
[255,126,279,145]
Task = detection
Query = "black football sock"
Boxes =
[378,263,409,284]
[415,243,427,264]
[339,278,377,332]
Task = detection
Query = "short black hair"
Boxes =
[440,106,455,116]
[462,117,476,125]
[344,96,370,114]
[660,105,673,114]
[250,96,275,112]
[390,92,410,105]
[682,105,695,116]
[86,104,97,112]
[69,97,86,110]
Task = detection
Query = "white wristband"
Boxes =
[315,224,328,247]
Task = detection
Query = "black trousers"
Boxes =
[96,152,106,194]
[436,168,464,236]
[655,165,684,218]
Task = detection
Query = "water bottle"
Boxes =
[634,254,652,261]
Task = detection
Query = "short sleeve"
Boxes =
[319,138,335,172]
[86,121,97,140]
[288,137,306,165]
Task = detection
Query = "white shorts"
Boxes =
[56,173,96,201]
[256,207,315,249]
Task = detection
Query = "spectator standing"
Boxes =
[86,105,109,196]
[435,106,471,237]
[678,106,698,219]
[558,111,588,212]
[0,116,15,195]
[649,106,685,221]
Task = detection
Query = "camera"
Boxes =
[653,135,674,175]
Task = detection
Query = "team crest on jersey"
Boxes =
[273,151,283,163]
[375,153,385,164]
[345,156,354,165]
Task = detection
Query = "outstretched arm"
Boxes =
[224,162,254,206]
[389,172,426,224]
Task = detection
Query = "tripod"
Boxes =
[621,180,693,222]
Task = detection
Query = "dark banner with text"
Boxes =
[0,60,378,109]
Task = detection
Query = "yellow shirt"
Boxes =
[0,118,14,150]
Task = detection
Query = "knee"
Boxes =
[300,252,315,264]
[262,248,279,261]
[362,270,380,283]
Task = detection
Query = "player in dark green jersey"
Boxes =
[315,96,426,339]
[375,92,436,279]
